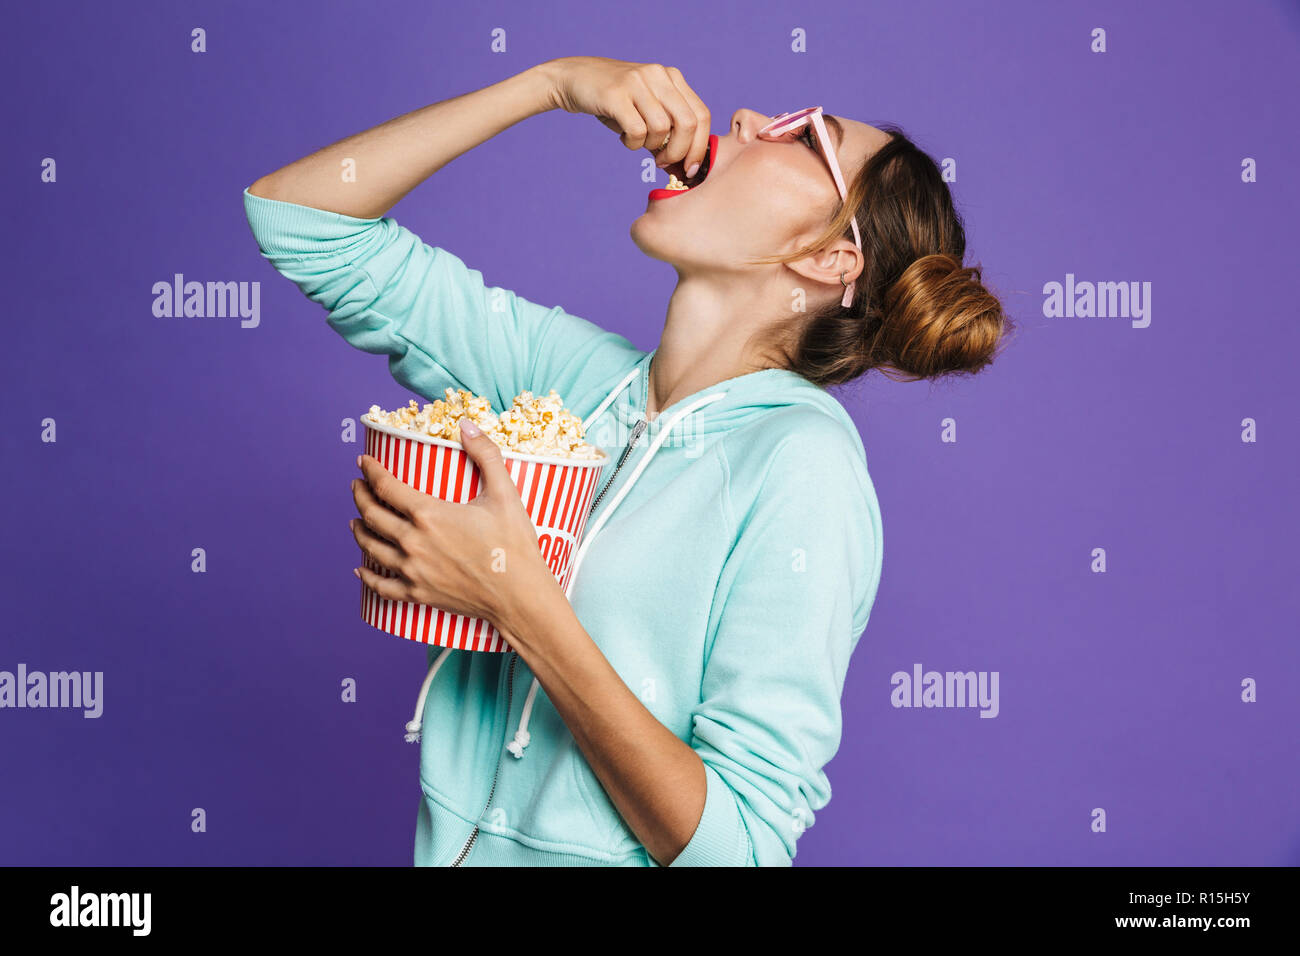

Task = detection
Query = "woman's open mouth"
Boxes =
[648,134,718,201]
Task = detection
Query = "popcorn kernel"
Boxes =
[364,387,601,460]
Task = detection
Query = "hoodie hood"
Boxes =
[604,347,867,463]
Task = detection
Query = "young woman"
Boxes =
[243,56,1011,867]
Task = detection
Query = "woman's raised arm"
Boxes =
[246,62,558,218]
[246,55,712,218]
[243,58,710,411]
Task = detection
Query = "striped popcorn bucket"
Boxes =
[359,414,609,653]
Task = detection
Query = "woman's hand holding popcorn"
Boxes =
[349,416,562,644]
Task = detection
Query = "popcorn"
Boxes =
[664,174,689,191]
[365,387,602,460]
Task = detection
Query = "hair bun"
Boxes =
[875,253,1010,381]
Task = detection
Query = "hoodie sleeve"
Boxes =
[241,187,641,413]
[668,416,882,867]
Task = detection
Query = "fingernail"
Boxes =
[459,416,481,437]
[353,567,361,579]
[356,455,362,468]
[686,162,700,178]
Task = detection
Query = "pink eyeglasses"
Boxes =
[757,107,863,307]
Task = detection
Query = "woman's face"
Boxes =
[630,109,892,280]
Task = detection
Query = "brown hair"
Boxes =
[751,122,1014,388]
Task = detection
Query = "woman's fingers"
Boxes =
[560,58,710,172]
[639,65,702,170]
[634,67,691,165]
[604,66,668,151]
[636,91,674,157]
[351,476,411,548]
[606,91,648,150]
[631,67,701,170]
[358,454,428,520]
[350,516,407,574]
[606,64,707,175]
[664,66,711,175]
[356,562,410,602]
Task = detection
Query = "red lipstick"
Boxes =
[648,133,718,201]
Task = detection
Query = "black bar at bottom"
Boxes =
[0,865,1289,940]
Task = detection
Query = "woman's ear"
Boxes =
[784,239,863,301]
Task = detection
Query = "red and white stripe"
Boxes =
[359,424,605,653]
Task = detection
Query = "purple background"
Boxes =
[3,0,1297,866]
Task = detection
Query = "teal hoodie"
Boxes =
[242,186,884,866]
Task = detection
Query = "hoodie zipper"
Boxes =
[449,412,642,866]
[449,372,648,866]
[449,651,518,867]
[588,418,648,518]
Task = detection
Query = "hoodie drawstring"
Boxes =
[505,389,727,757]
[405,363,728,766]
[403,642,454,743]
[580,366,642,435]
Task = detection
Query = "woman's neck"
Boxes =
[647,273,786,421]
